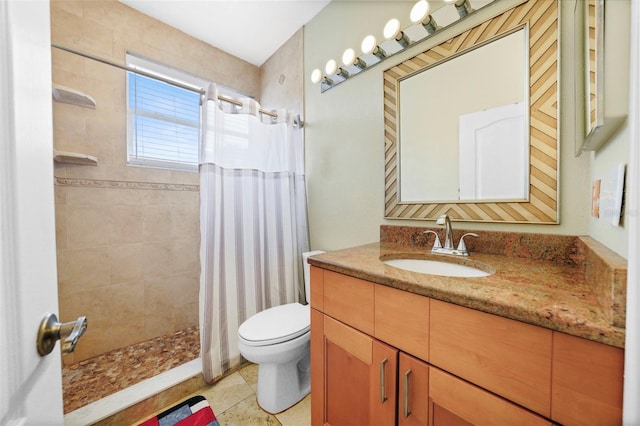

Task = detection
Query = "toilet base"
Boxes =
[256,347,310,414]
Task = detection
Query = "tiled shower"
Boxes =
[50,0,260,413]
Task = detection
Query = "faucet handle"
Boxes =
[456,233,479,254]
[423,230,442,249]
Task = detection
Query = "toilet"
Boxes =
[238,250,325,414]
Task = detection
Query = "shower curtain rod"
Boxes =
[51,43,300,124]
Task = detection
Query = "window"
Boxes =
[126,54,207,171]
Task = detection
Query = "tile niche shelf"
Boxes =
[53,149,98,166]
[52,83,98,166]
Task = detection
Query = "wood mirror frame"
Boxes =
[383,0,559,224]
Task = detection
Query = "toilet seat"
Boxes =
[239,303,310,347]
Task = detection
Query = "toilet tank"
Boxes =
[302,250,325,304]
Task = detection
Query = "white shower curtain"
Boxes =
[199,84,309,383]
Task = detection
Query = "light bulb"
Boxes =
[310,69,322,84]
[342,48,366,70]
[383,18,401,40]
[361,35,377,55]
[342,48,356,66]
[410,0,430,24]
[325,59,338,76]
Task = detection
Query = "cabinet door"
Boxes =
[398,352,429,426]
[316,315,397,426]
[429,367,552,426]
[552,332,623,425]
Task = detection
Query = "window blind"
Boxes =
[127,72,200,170]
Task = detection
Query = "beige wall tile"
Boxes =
[145,313,174,339]
[171,204,200,238]
[51,8,115,60]
[55,185,67,206]
[144,189,199,206]
[66,205,109,248]
[56,204,68,250]
[111,321,146,348]
[108,204,144,244]
[63,286,113,330]
[142,242,174,278]
[173,301,199,330]
[109,243,144,284]
[73,324,114,360]
[50,0,83,18]
[57,247,110,295]
[110,281,145,322]
[106,188,146,205]
[143,277,174,317]
[143,204,172,241]
[66,186,108,206]
[169,239,200,275]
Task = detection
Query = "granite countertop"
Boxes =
[308,241,626,348]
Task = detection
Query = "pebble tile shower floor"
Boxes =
[62,326,200,413]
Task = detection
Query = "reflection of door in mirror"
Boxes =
[459,102,528,200]
[398,28,528,203]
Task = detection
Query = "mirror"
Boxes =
[576,0,626,154]
[585,0,604,136]
[384,0,559,223]
[399,28,528,202]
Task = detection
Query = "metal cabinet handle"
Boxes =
[36,313,87,356]
[403,369,412,418]
[380,358,388,403]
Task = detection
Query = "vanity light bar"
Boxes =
[310,0,478,93]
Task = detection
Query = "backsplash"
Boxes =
[380,225,627,329]
[380,225,583,265]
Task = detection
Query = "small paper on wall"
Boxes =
[600,164,626,227]
[591,179,601,218]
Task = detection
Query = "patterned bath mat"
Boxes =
[139,395,220,426]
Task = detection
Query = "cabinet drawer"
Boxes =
[429,367,552,426]
[375,285,429,361]
[552,332,623,425]
[430,299,552,417]
[323,270,374,335]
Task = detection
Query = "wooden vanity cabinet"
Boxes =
[310,266,623,425]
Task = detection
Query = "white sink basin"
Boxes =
[383,258,491,277]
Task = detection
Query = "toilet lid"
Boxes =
[239,303,310,346]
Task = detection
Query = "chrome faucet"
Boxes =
[424,214,479,256]
[438,214,455,250]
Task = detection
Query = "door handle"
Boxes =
[36,313,87,356]
[380,358,388,403]
[403,368,412,418]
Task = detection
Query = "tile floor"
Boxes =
[143,363,311,426]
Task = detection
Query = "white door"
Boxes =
[0,1,64,425]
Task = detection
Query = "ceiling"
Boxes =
[120,0,331,67]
